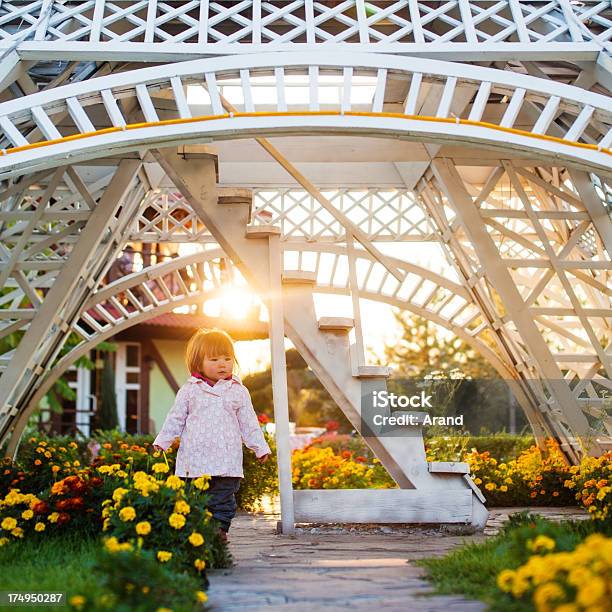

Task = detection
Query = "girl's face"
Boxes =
[202,353,234,382]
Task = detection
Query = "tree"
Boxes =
[95,357,119,430]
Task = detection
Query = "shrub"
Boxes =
[69,547,207,612]
[237,432,278,511]
[496,532,612,611]
[292,446,395,489]
[103,467,231,574]
[565,452,611,520]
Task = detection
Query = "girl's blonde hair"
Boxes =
[185,328,240,374]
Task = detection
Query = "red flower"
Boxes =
[32,501,49,515]
[257,413,271,424]
[89,477,102,487]
[355,456,366,463]
[56,512,71,525]
[56,499,72,511]
[325,420,340,432]
[341,450,352,459]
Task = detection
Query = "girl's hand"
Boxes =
[257,453,270,463]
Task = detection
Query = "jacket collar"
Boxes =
[188,372,242,394]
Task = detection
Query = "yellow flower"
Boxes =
[21,509,33,520]
[189,532,204,547]
[527,535,556,554]
[11,527,23,538]
[500,485,508,492]
[496,569,515,592]
[157,550,172,562]
[34,522,45,532]
[152,463,169,474]
[534,582,565,608]
[51,465,60,473]
[69,442,78,449]
[474,478,482,485]
[142,586,150,594]
[195,590,207,602]
[174,500,190,515]
[119,506,136,522]
[0,537,9,547]
[576,577,606,607]
[104,536,133,553]
[112,487,128,502]
[485,482,496,491]
[136,521,151,535]
[194,559,206,571]
[1,517,17,531]
[48,512,59,524]
[69,595,86,609]
[165,475,183,490]
[192,476,210,490]
[102,518,110,531]
[73,460,80,467]
[168,513,185,529]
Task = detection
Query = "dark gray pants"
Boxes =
[200,476,241,532]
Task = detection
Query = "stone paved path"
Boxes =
[206,505,587,611]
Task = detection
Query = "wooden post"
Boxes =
[267,232,295,534]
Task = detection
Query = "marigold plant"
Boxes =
[496,533,612,611]
[103,469,231,575]
[565,452,612,520]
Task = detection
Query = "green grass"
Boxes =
[418,538,530,612]
[0,533,102,610]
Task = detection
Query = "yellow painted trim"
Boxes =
[0,110,609,157]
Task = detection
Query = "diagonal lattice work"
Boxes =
[0,0,609,60]
[415,159,611,457]
[0,54,610,179]
[130,187,435,243]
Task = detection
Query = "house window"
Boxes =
[115,342,141,434]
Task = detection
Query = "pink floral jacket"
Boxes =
[153,374,271,478]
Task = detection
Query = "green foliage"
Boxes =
[236,431,278,511]
[96,359,119,431]
[71,548,207,612]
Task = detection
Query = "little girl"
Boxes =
[153,328,271,536]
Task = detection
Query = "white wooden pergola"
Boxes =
[0,1,610,533]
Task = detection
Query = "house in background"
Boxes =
[37,243,269,437]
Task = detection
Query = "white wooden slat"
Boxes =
[372,68,387,113]
[198,0,209,44]
[500,87,525,128]
[0,116,29,147]
[599,128,612,150]
[205,72,223,115]
[293,489,473,523]
[275,67,286,112]
[136,84,159,122]
[532,96,560,134]
[342,66,353,112]
[66,96,95,133]
[558,0,584,42]
[170,76,191,119]
[508,0,530,43]
[145,0,157,43]
[31,105,62,140]
[101,89,126,128]
[404,72,422,115]
[305,0,315,44]
[436,76,457,118]
[252,0,261,44]
[408,0,424,44]
[90,0,105,42]
[458,0,477,43]
[355,0,370,44]
[240,69,254,112]
[34,0,53,41]
[309,65,319,112]
[564,105,594,141]
[468,81,491,122]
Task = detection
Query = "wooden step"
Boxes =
[282,271,317,285]
[428,461,470,474]
[245,224,281,239]
[218,188,253,223]
[355,365,391,379]
[317,317,354,331]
